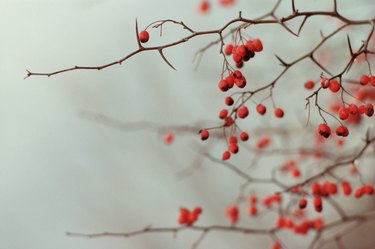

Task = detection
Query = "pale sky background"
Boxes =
[0,0,374,249]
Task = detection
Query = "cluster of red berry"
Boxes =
[197,0,236,14]
[225,205,239,224]
[224,38,263,68]
[279,159,301,178]
[359,74,375,86]
[218,70,247,91]
[320,77,341,92]
[253,135,272,149]
[276,215,324,235]
[296,181,374,213]
[317,100,373,139]
[247,194,258,216]
[177,206,203,226]
[354,184,374,198]
[304,74,375,139]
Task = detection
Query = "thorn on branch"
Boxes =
[297,16,308,36]
[320,30,325,39]
[347,35,354,56]
[159,49,177,70]
[275,55,288,67]
[135,18,142,48]
[24,69,31,79]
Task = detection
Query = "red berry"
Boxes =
[224,44,234,55]
[341,181,351,196]
[164,132,174,144]
[371,76,375,86]
[187,212,198,225]
[233,70,242,78]
[234,76,246,88]
[365,103,374,117]
[311,182,321,195]
[237,105,249,118]
[349,104,359,115]
[232,52,242,63]
[359,105,366,114]
[218,79,229,92]
[359,75,369,85]
[245,40,255,51]
[354,187,364,198]
[336,138,344,146]
[240,131,249,141]
[364,184,374,195]
[299,198,308,209]
[247,206,257,216]
[227,135,237,144]
[324,182,337,195]
[219,109,228,119]
[224,96,234,106]
[218,0,235,6]
[236,45,247,57]
[225,75,235,88]
[177,207,189,224]
[276,216,286,228]
[317,123,331,138]
[271,242,281,249]
[291,168,301,178]
[254,135,271,149]
[222,150,231,160]
[235,62,244,68]
[225,205,239,224]
[329,79,340,93]
[228,143,239,154]
[335,125,349,137]
[192,206,203,215]
[138,30,149,43]
[251,38,263,52]
[338,107,349,120]
[304,80,315,89]
[242,49,253,61]
[274,107,284,118]
[197,0,210,13]
[224,117,234,126]
[199,129,209,141]
[256,104,267,115]
[313,196,322,212]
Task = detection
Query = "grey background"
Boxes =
[0,0,374,248]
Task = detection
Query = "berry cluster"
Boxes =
[279,159,301,178]
[359,74,375,86]
[254,135,272,149]
[276,215,324,235]
[320,77,340,93]
[317,101,373,139]
[225,205,239,224]
[294,181,375,213]
[177,206,203,226]
[247,194,258,216]
[196,37,288,161]
[354,184,374,198]
[224,38,263,68]
[218,70,247,91]
[197,0,235,14]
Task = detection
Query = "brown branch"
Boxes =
[25,6,375,78]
